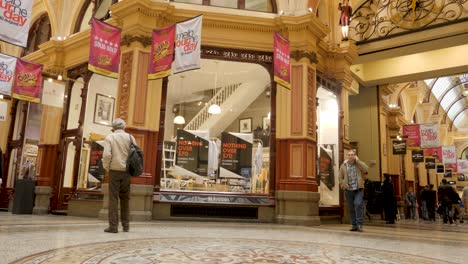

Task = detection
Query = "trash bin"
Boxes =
[12,179,35,214]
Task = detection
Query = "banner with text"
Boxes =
[12,58,42,103]
[403,124,420,149]
[88,18,121,78]
[273,32,291,89]
[148,24,175,79]
[425,157,436,169]
[173,15,202,74]
[0,53,16,96]
[441,146,456,165]
[0,101,7,121]
[176,129,208,176]
[392,140,407,155]
[220,132,252,179]
[420,124,439,149]
[0,0,33,47]
[424,147,442,162]
[411,150,424,163]
[457,159,468,174]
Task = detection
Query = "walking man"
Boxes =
[339,149,369,232]
[462,185,468,216]
[102,118,136,233]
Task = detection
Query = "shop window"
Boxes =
[161,59,271,194]
[18,103,42,181]
[171,0,276,13]
[22,14,51,56]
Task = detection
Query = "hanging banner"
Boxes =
[12,59,43,103]
[441,146,456,165]
[420,124,439,148]
[0,101,7,121]
[424,147,441,162]
[425,157,436,169]
[392,140,407,155]
[403,124,420,149]
[0,0,33,47]
[0,53,17,96]
[446,163,457,173]
[411,149,424,163]
[173,15,202,74]
[457,159,468,174]
[273,32,291,89]
[88,18,121,78]
[148,24,175,79]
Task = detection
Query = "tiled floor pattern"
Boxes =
[1,212,467,264]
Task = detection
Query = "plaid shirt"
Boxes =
[346,162,358,191]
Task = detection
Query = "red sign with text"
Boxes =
[12,58,42,103]
[273,32,290,89]
[148,25,175,79]
[88,18,121,78]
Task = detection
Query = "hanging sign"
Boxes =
[425,157,436,169]
[411,149,424,163]
[176,129,209,176]
[0,0,33,47]
[457,159,468,174]
[220,132,253,179]
[148,24,175,79]
[12,58,43,103]
[446,163,457,173]
[273,32,291,89]
[420,124,439,148]
[424,147,441,162]
[0,101,7,121]
[173,15,202,74]
[392,140,407,155]
[441,146,456,165]
[88,18,121,78]
[403,124,420,149]
[0,53,17,96]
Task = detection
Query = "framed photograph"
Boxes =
[94,93,115,126]
[262,116,270,130]
[239,118,252,133]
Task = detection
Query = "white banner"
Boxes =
[441,146,456,164]
[0,53,17,96]
[0,0,34,47]
[172,15,202,74]
[0,101,7,121]
[457,159,468,174]
[420,124,439,149]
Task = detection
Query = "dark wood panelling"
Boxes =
[117,51,133,120]
[35,144,59,187]
[133,51,149,126]
[291,65,303,135]
[126,127,158,186]
[307,67,316,138]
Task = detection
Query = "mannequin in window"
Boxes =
[338,0,352,41]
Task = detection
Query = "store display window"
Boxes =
[161,59,271,194]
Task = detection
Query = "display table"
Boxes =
[12,179,35,214]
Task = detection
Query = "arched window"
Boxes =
[171,0,277,13]
[74,0,119,34]
[22,14,51,56]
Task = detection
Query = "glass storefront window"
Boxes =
[161,59,271,194]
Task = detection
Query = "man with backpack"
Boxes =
[102,118,138,233]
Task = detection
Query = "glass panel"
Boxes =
[448,101,463,120]
[431,77,453,100]
[211,0,237,8]
[440,88,457,109]
[173,0,203,4]
[63,139,76,188]
[79,4,93,32]
[67,78,84,130]
[245,0,271,12]
[19,103,42,180]
[94,0,112,20]
[161,59,271,194]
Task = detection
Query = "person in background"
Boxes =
[448,185,464,225]
[382,173,396,224]
[339,149,369,232]
[438,179,453,224]
[363,176,372,221]
[427,184,437,221]
[420,185,429,220]
[405,187,417,220]
[462,185,468,216]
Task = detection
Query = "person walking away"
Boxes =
[448,186,464,225]
[462,185,468,217]
[420,185,429,220]
[339,149,369,232]
[427,184,436,221]
[102,118,136,233]
[405,187,417,220]
[363,177,372,221]
[382,174,396,224]
[438,179,453,224]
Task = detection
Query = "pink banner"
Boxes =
[424,147,442,162]
[445,163,457,172]
[12,58,43,103]
[403,124,420,149]
[273,33,290,89]
[88,18,121,78]
[148,25,175,80]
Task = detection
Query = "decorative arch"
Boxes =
[22,13,52,57]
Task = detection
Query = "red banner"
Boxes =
[273,33,290,89]
[403,124,420,149]
[148,25,175,79]
[12,59,42,103]
[424,147,442,162]
[88,18,121,78]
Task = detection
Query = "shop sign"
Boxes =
[148,24,175,79]
[176,129,208,176]
[403,124,420,149]
[392,140,407,155]
[88,18,121,78]
[420,124,439,148]
[411,149,424,163]
[12,58,42,103]
[0,0,33,47]
[273,32,291,89]
[425,157,435,169]
[457,159,468,174]
[88,141,105,183]
[220,132,252,179]
[424,147,441,162]
[0,101,7,121]
[0,52,17,96]
[173,15,202,74]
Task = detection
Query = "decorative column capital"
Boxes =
[121,34,152,47]
[290,50,318,64]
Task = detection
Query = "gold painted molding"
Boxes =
[290,50,318,64]
[121,34,152,47]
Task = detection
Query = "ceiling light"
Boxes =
[173,115,186,125]
[208,104,221,114]
[0,94,3,100]
[48,78,53,83]
[57,74,63,81]
[308,7,313,13]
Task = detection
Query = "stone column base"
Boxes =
[33,186,52,215]
[275,191,321,226]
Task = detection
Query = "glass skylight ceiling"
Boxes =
[424,74,467,129]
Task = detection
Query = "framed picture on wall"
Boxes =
[239,118,252,133]
[262,116,270,130]
[94,93,115,126]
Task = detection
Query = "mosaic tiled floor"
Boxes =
[12,237,455,264]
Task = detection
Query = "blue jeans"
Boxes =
[345,189,364,227]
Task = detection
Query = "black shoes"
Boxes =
[123,226,129,232]
[104,227,118,233]
[350,226,363,232]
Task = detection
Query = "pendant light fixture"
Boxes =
[173,75,186,124]
[208,61,221,115]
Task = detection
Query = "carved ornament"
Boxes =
[121,34,152,47]
[290,50,318,64]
